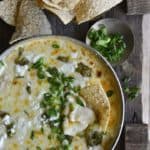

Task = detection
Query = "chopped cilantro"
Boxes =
[0,60,4,68]
[76,97,84,106]
[57,56,69,62]
[52,43,60,49]
[76,62,92,77]
[30,130,34,140]
[88,25,126,63]
[122,76,140,101]
[36,146,41,150]
[106,90,114,97]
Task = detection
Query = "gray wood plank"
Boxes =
[127,0,150,15]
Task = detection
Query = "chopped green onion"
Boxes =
[106,90,114,97]
[57,56,69,62]
[36,146,41,150]
[76,97,84,106]
[88,26,126,63]
[0,60,4,68]
[76,62,92,77]
[30,130,34,140]
[26,83,31,94]
[52,43,60,49]
[32,57,44,69]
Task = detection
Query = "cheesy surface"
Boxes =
[0,37,122,150]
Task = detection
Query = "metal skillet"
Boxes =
[0,35,125,150]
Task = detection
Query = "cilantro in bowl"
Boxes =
[88,25,126,63]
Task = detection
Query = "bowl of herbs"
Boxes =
[86,18,134,65]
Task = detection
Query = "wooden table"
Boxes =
[0,2,144,150]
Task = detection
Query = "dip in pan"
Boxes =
[0,36,124,150]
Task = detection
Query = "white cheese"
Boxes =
[67,95,76,103]
[72,136,88,150]
[25,53,34,62]
[49,113,60,121]
[59,62,76,75]
[2,115,12,125]
[71,52,78,58]
[63,105,95,136]
[73,74,89,88]
[0,125,7,150]
[32,112,42,130]
[70,105,95,125]
[16,65,28,77]
[33,54,44,63]
[16,117,32,144]
[89,145,104,150]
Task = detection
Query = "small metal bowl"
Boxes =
[86,18,134,65]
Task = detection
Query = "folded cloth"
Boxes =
[127,0,150,15]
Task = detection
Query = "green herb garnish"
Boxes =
[76,97,84,106]
[124,86,140,100]
[52,43,60,49]
[41,127,44,134]
[30,130,35,140]
[36,146,41,150]
[6,122,16,137]
[88,25,126,63]
[87,131,104,146]
[31,57,81,148]
[32,57,44,69]
[76,62,92,77]
[0,60,4,68]
[106,90,114,97]
[57,56,69,62]
[122,76,140,101]
[24,110,29,117]
[26,83,31,94]
[15,48,29,66]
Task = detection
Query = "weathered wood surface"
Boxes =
[125,124,148,150]
[0,2,143,150]
[127,0,150,15]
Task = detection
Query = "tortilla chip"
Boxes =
[75,0,123,24]
[42,0,80,11]
[43,3,75,24]
[0,0,20,26]
[80,79,110,131]
[10,0,52,44]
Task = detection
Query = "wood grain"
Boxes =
[125,124,148,150]
[127,0,150,15]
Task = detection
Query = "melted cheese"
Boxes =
[15,65,28,77]
[63,105,95,136]
[59,62,77,75]
[72,137,88,150]
[89,145,104,150]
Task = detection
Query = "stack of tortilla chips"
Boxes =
[0,0,52,44]
[39,0,123,24]
[0,0,122,43]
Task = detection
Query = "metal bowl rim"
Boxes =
[0,35,125,150]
